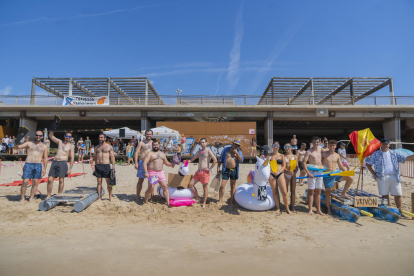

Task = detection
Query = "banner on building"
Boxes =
[62,96,109,106]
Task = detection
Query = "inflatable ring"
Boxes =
[235,183,275,211]
[157,186,195,199]
[306,164,326,171]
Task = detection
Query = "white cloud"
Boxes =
[0,86,12,95]
[0,5,158,27]
[226,3,244,93]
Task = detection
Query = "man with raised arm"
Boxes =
[134,129,153,202]
[322,140,354,214]
[143,140,174,206]
[217,140,244,207]
[302,136,324,215]
[91,133,116,202]
[46,131,75,198]
[16,130,48,204]
[188,138,217,208]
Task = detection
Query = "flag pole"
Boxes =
[356,162,363,193]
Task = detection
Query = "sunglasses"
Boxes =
[65,135,72,138]
[272,144,280,148]
[284,146,291,149]
[312,141,320,144]
[35,134,43,137]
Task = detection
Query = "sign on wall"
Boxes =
[62,96,109,106]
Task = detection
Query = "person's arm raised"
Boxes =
[49,131,61,145]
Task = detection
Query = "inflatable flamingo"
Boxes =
[234,156,275,211]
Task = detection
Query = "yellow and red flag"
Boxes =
[349,128,380,162]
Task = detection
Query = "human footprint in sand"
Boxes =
[217,140,244,207]
[302,136,324,215]
[16,130,48,204]
[322,140,354,215]
[91,133,115,202]
[143,140,174,206]
[188,138,217,208]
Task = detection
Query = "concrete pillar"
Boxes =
[383,116,401,149]
[141,112,151,132]
[30,80,36,105]
[19,117,37,143]
[264,111,273,149]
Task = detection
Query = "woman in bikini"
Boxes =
[284,143,297,211]
[267,141,291,214]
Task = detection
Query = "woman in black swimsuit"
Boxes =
[267,141,291,214]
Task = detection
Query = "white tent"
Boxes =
[141,126,180,141]
[103,127,141,140]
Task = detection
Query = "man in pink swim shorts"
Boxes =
[188,138,217,208]
[143,140,174,206]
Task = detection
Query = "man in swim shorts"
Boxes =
[46,131,75,198]
[143,140,174,206]
[290,135,298,154]
[16,130,48,204]
[297,143,307,185]
[91,133,116,201]
[217,140,244,207]
[134,129,153,201]
[302,136,324,215]
[322,140,353,214]
[188,138,217,208]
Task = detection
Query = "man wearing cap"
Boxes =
[217,140,244,207]
[366,138,414,217]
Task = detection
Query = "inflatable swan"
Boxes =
[234,156,275,211]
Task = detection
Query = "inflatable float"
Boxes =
[157,185,195,199]
[170,198,196,207]
[306,164,327,171]
[234,156,275,211]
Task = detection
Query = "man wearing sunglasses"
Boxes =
[46,131,75,198]
[302,136,324,215]
[217,140,244,207]
[16,130,48,204]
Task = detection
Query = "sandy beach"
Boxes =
[0,160,413,276]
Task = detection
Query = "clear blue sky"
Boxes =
[1,0,413,98]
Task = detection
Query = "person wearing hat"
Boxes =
[337,142,350,171]
[366,138,414,217]
[217,140,244,207]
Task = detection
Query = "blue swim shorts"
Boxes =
[323,175,342,189]
[22,163,42,180]
[127,152,133,158]
[137,160,149,178]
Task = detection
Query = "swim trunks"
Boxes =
[193,169,210,184]
[22,163,42,179]
[48,161,68,178]
[148,170,167,184]
[291,145,298,150]
[307,170,323,190]
[298,161,304,171]
[137,160,150,178]
[222,168,238,180]
[93,164,111,178]
[323,175,342,189]
[127,152,133,158]
[341,161,349,167]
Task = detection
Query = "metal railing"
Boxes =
[1,95,414,106]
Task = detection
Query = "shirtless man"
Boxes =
[143,140,174,206]
[322,140,353,213]
[321,140,329,152]
[290,135,298,155]
[91,133,115,201]
[188,138,217,208]
[302,136,324,215]
[297,143,307,185]
[16,130,48,203]
[217,140,244,206]
[46,131,75,198]
[134,130,153,201]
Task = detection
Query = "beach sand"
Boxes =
[0,160,413,276]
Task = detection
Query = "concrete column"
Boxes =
[264,111,273,149]
[30,80,36,105]
[141,112,151,132]
[383,116,401,149]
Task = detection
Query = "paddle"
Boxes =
[297,170,355,180]
[290,159,297,171]
[270,160,278,173]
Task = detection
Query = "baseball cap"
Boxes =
[380,138,390,144]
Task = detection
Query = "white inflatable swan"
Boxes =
[234,156,275,211]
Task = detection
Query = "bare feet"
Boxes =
[217,202,223,207]
[109,197,113,202]
[202,204,206,209]
[19,199,25,204]
[401,212,411,219]
[308,210,314,215]
[328,211,332,215]
[28,198,34,203]
[291,206,296,212]
[45,196,51,199]
[317,211,325,216]
[286,209,292,214]
[340,194,351,200]
[97,198,102,202]
[274,208,280,213]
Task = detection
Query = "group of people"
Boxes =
[14,127,414,218]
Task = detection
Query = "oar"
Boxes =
[270,160,278,173]
[290,159,297,171]
[297,170,355,179]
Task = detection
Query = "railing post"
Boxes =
[138,97,141,105]
[244,96,247,105]
[222,98,225,105]
[374,96,377,106]
[266,98,268,105]
[201,97,203,105]
[395,97,398,105]
[351,96,355,105]
[118,97,120,105]
[15,96,17,105]
[34,96,36,105]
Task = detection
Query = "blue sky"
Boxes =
[0,0,413,98]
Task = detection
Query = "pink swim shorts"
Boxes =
[148,170,167,185]
[193,169,210,184]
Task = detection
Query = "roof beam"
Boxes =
[34,79,65,98]
[345,79,391,105]
[109,80,137,105]
[289,79,312,104]
[147,79,164,105]
[316,78,353,105]
[71,80,97,97]
[257,78,274,105]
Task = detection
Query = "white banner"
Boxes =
[62,96,110,106]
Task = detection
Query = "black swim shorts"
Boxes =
[222,168,238,180]
[48,161,69,178]
[93,164,111,178]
